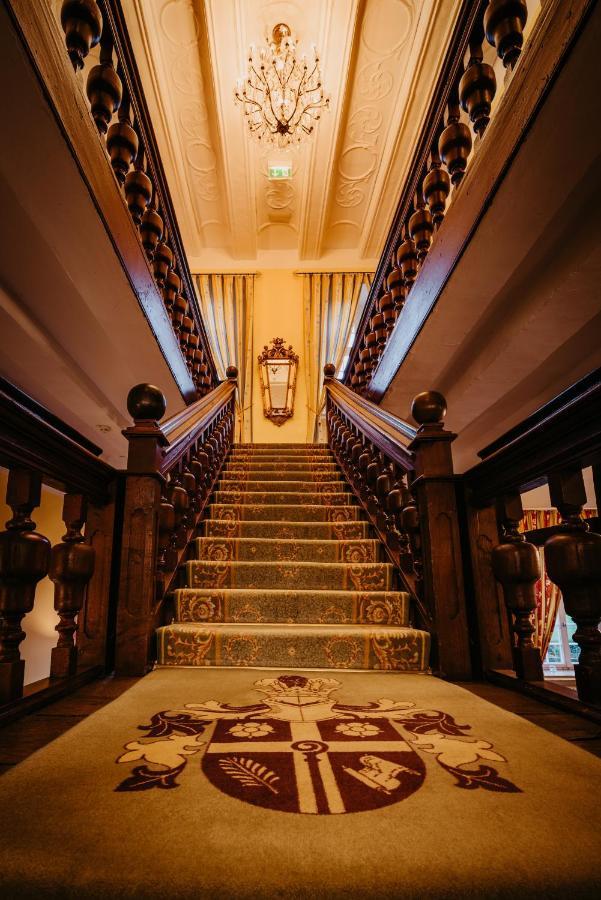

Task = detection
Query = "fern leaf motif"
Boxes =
[219,756,280,794]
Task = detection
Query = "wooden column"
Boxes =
[77,486,116,670]
[545,468,601,704]
[0,469,51,702]
[408,392,471,679]
[114,384,167,676]
[465,497,513,671]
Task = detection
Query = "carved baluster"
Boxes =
[181,455,199,528]
[366,452,381,518]
[409,187,434,262]
[106,80,138,184]
[60,0,102,72]
[386,468,410,554]
[491,492,543,680]
[167,468,189,550]
[0,469,51,702]
[163,270,181,319]
[423,141,451,227]
[439,79,472,186]
[140,190,163,261]
[396,225,418,294]
[357,444,372,504]
[49,494,95,679]
[157,488,176,577]
[180,316,193,359]
[387,265,406,314]
[484,0,528,70]
[125,138,152,226]
[460,25,497,136]
[153,225,174,287]
[86,25,121,134]
[401,490,424,597]
[544,469,601,704]
[380,290,396,338]
[376,460,393,532]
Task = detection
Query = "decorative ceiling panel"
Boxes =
[122,0,462,267]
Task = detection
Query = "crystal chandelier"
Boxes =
[234,23,329,148]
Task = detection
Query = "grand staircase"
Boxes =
[157,444,430,672]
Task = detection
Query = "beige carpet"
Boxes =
[1,667,600,898]
[158,444,429,673]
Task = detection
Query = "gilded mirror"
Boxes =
[258,337,299,426]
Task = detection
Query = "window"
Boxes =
[543,597,578,676]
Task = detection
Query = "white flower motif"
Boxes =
[229,721,274,739]
[335,722,382,738]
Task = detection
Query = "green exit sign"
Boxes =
[268,164,292,179]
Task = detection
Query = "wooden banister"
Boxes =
[5,0,218,401]
[0,382,118,706]
[115,371,238,676]
[345,0,592,400]
[464,370,601,704]
[324,369,471,679]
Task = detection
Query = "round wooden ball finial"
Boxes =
[411,390,447,425]
[323,363,336,378]
[226,365,239,380]
[127,384,166,422]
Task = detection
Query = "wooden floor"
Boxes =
[0,675,600,774]
[0,676,139,775]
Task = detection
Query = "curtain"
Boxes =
[519,508,597,658]
[194,274,255,442]
[302,272,372,442]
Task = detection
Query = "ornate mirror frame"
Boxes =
[258,337,299,426]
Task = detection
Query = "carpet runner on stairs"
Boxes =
[157,444,430,672]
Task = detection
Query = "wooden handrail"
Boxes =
[0,378,114,502]
[327,379,416,472]
[115,373,238,675]
[6,0,218,399]
[345,0,592,399]
[160,381,236,475]
[325,370,471,679]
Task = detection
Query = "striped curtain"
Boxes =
[520,508,597,657]
[302,272,372,442]
[194,274,255,442]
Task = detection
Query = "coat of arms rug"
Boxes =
[0,668,600,899]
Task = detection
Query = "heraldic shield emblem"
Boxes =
[116,674,521,813]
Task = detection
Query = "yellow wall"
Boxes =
[251,270,309,442]
[0,467,64,685]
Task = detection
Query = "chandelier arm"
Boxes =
[283,64,310,125]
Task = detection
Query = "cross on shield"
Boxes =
[201,688,425,814]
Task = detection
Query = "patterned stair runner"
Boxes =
[157,444,430,672]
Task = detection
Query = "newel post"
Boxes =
[114,384,167,676]
[408,392,471,679]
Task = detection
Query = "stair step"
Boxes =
[174,588,410,626]
[157,622,430,672]
[219,469,342,490]
[224,462,339,472]
[217,480,347,493]
[201,520,371,539]
[234,443,328,448]
[186,560,394,591]
[213,491,351,506]
[194,537,380,563]
[209,504,362,522]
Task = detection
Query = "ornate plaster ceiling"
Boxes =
[123,0,462,269]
